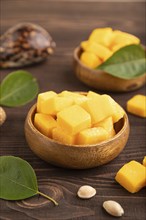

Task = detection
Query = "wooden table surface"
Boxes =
[0,1,146,219]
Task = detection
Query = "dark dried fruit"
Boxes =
[0,23,56,68]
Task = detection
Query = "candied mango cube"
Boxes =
[89,27,113,47]
[77,127,108,145]
[80,41,88,50]
[83,41,113,61]
[82,96,108,124]
[112,43,129,52]
[127,95,146,118]
[80,51,102,68]
[34,113,57,138]
[82,95,124,124]
[115,160,146,193]
[52,127,77,145]
[102,95,125,123]
[95,117,115,138]
[87,91,101,99]
[57,105,91,135]
[37,91,57,114]
[59,91,88,105]
[143,156,146,167]
[45,96,74,115]
[111,30,140,46]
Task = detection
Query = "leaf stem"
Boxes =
[37,191,58,206]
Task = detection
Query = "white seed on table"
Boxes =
[0,107,6,126]
[103,200,124,217]
[77,185,96,199]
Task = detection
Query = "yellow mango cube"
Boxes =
[115,160,146,193]
[34,113,57,138]
[59,91,88,105]
[142,156,146,167]
[82,96,108,124]
[95,117,115,138]
[83,41,113,61]
[57,105,91,135]
[112,43,130,52]
[127,95,146,118]
[89,27,113,47]
[102,95,125,123]
[80,40,88,50]
[111,30,140,47]
[37,91,57,114]
[82,95,124,124]
[45,96,74,115]
[87,91,101,99]
[77,127,108,145]
[80,51,102,68]
[52,127,77,145]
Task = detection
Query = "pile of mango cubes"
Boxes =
[34,90,125,145]
[80,27,140,68]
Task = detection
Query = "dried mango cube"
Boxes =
[87,91,101,99]
[102,95,125,123]
[80,40,88,50]
[82,95,124,124]
[89,27,113,47]
[57,105,91,135]
[44,96,73,115]
[111,30,140,47]
[52,127,77,145]
[143,156,146,167]
[111,43,129,52]
[83,41,113,61]
[80,51,102,68]
[59,91,88,105]
[115,160,146,193]
[37,91,57,114]
[82,96,108,124]
[34,113,57,138]
[95,117,115,138]
[77,127,108,145]
[127,95,146,118]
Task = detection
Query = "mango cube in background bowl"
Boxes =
[73,27,146,92]
[80,27,140,67]
[25,90,130,169]
[143,156,146,166]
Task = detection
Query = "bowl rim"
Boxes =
[26,102,129,149]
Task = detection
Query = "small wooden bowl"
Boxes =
[25,103,130,169]
[73,46,146,92]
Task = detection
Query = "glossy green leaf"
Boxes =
[0,70,39,107]
[0,156,38,200]
[0,156,58,205]
[97,44,146,79]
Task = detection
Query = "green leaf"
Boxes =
[0,156,58,205]
[97,44,146,79]
[0,70,39,107]
[0,156,38,200]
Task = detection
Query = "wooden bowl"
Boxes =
[73,46,146,92]
[25,103,130,169]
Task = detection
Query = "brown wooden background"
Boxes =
[0,0,146,219]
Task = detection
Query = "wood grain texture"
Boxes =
[0,0,146,219]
